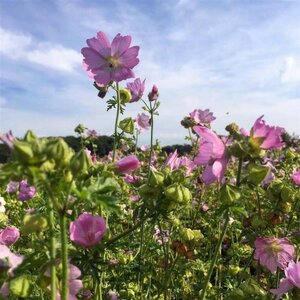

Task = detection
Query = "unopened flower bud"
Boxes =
[70,149,92,176]
[22,214,48,234]
[164,184,191,204]
[220,184,241,205]
[13,140,34,162]
[120,88,132,104]
[9,275,32,297]
[148,85,159,101]
[118,117,134,134]
[149,168,164,187]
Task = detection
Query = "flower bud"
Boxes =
[115,155,140,174]
[22,214,48,234]
[148,85,159,101]
[164,184,191,204]
[247,163,270,185]
[182,228,194,241]
[47,138,73,168]
[13,140,34,162]
[9,275,32,297]
[70,149,92,176]
[118,117,134,134]
[220,184,241,205]
[74,124,86,135]
[119,88,132,104]
[148,168,164,187]
[180,117,196,129]
[279,201,292,213]
[225,123,239,135]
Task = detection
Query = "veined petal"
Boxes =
[119,46,140,68]
[81,48,106,69]
[111,34,132,56]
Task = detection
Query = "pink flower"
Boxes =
[108,290,118,300]
[291,169,300,186]
[154,226,169,245]
[250,116,285,150]
[135,113,150,132]
[70,213,106,248]
[270,262,300,299]
[0,130,15,149]
[127,78,145,102]
[81,31,139,85]
[0,226,20,246]
[193,126,227,185]
[240,128,250,136]
[6,181,20,193]
[189,109,216,125]
[17,180,37,201]
[164,150,196,176]
[115,155,141,174]
[148,85,159,101]
[124,175,141,184]
[254,237,296,273]
[0,245,24,275]
[86,129,97,138]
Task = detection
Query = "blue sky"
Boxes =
[0,0,299,145]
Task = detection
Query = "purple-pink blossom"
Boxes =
[82,31,139,85]
[6,181,20,193]
[250,116,285,150]
[270,261,300,299]
[193,126,227,185]
[0,226,20,246]
[189,109,216,125]
[17,180,37,201]
[154,226,169,245]
[127,78,145,102]
[115,155,141,174]
[254,237,295,273]
[135,113,151,132]
[148,85,159,101]
[0,130,15,149]
[0,245,24,275]
[86,129,98,138]
[70,213,106,248]
[164,150,196,176]
[291,169,300,186]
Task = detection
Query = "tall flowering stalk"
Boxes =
[112,83,121,162]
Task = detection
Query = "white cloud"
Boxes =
[280,56,300,84]
[0,27,81,72]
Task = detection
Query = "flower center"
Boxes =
[266,241,282,256]
[107,56,119,69]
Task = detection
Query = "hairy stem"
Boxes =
[112,83,120,162]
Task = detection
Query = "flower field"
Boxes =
[0,31,299,300]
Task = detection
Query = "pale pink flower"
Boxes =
[0,245,24,275]
[240,128,250,136]
[0,130,15,148]
[148,85,159,101]
[189,109,215,125]
[70,213,106,248]
[291,169,300,186]
[108,290,118,300]
[86,129,97,138]
[270,261,300,299]
[254,237,295,273]
[6,181,20,193]
[17,180,37,201]
[250,116,285,150]
[127,78,145,102]
[124,175,141,184]
[154,226,169,245]
[82,31,139,85]
[193,126,227,185]
[0,226,20,246]
[115,155,141,174]
[135,113,150,132]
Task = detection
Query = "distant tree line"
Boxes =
[0,135,192,163]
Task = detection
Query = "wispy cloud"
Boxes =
[0,27,81,72]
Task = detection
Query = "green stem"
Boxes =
[105,212,153,247]
[48,200,56,300]
[112,83,121,162]
[59,214,68,300]
[286,198,299,234]
[236,157,243,187]
[199,212,230,300]
[148,101,155,177]
[135,129,139,155]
